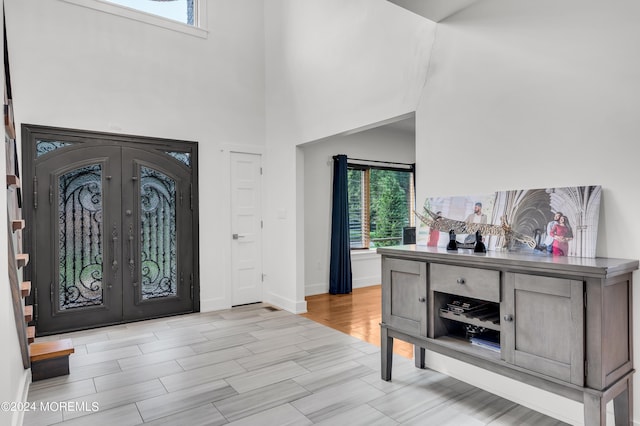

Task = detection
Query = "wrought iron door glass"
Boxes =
[58,164,104,310]
[36,140,72,157]
[140,166,177,300]
[165,151,191,167]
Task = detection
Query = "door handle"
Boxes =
[111,224,119,271]
[128,224,135,274]
[232,234,246,240]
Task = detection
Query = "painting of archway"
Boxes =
[417,185,601,258]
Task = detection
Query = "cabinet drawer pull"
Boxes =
[418,297,426,303]
[456,278,466,285]
[503,314,514,322]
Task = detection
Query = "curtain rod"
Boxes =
[332,155,414,167]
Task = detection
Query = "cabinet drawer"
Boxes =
[430,263,500,302]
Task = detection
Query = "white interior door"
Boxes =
[231,152,263,306]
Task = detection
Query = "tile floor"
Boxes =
[23,304,569,425]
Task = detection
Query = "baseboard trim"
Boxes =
[201,293,307,315]
[263,292,307,314]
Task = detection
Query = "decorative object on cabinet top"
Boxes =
[417,185,601,258]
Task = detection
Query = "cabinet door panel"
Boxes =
[503,272,584,386]
[382,258,427,336]
[515,290,572,364]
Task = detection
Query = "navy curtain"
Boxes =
[329,155,352,294]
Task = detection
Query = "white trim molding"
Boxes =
[264,291,307,314]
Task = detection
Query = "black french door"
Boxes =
[22,126,199,335]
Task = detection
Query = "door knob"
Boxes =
[456,278,466,285]
[232,234,245,240]
[503,314,514,322]
[418,297,426,303]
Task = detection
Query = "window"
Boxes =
[347,161,415,249]
[104,0,196,25]
[61,0,208,38]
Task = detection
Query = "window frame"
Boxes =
[60,0,209,39]
[347,160,416,250]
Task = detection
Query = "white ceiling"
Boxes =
[387,0,478,22]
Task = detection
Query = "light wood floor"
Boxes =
[301,285,414,359]
[23,302,570,425]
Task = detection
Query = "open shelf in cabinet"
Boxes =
[434,292,501,352]
[431,335,502,361]
[439,299,500,332]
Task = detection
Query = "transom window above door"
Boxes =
[61,0,208,38]
[105,0,196,25]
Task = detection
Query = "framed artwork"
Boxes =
[417,185,601,258]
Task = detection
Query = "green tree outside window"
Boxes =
[347,165,414,248]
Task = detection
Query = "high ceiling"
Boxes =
[387,0,478,22]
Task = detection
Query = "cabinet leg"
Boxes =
[583,392,606,426]
[381,327,393,381]
[613,376,632,426]
[414,345,425,369]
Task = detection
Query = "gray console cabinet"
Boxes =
[378,246,638,426]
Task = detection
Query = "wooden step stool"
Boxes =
[29,339,74,381]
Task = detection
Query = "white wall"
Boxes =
[302,123,415,296]
[264,0,435,312]
[4,0,266,313]
[417,0,640,423]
